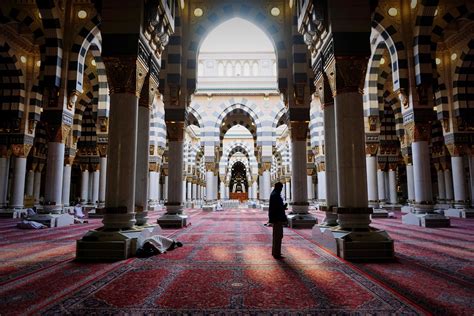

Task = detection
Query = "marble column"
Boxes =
[451,156,467,207]
[287,121,316,228]
[412,141,433,208]
[220,181,225,200]
[226,185,230,200]
[182,179,187,202]
[377,168,386,205]
[0,156,8,208]
[99,157,107,206]
[366,155,378,208]
[322,99,338,225]
[317,170,326,202]
[205,170,214,202]
[187,180,192,202]
[406,163,415,203]
[163,175,169,201]
[9,156,27,209]
[156,171,161,203]
[307,175,314,200]
[26,169,35,197]
[91,168,100,206]
[88,175,93,203]
[252,181,258,201]
[102,92,139,230]
[388,168,397,204]
[192,182,197,201]
[262,169,271,201]
[149,171,159,202]
[44,142,65,212]
[62,164,72,207]
[436,169,446,202]
[444,169,454,202]
[469,155,474,207]
[33,170,42,204]
[285,180,291,201]
[135,104,150,226]
[80,168,89,205]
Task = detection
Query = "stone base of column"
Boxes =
[287,204,317,228]
[434,203,451,210]
[444,208,474,218]
[202,201,216,212]
[135,211,149,226]
[0,209,25,218]
[76,225,161,261]
[401,205,413,213]
[157,204,188,228]
[380,204,402,211]
[319,207,338,227]
[260,202,269,212]
[312,227,394,261]
[27,213,75,227]
[402,210,450,227]
[368,200,379,209]
[371,208,389,218]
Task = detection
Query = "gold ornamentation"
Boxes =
[149,162,158,172]
[149,144,155,156]
[166,121,185,141]
[98,144,108,157]
[67,91,79,111]
[445,143,464,157]
[368,116,378,131]
[326,57,368,96]
[290,121,308,141]
[54,124,71,144]
[103,56,139,96]
[365,143,379,156]
[397,89,409,109]
[11,144,32,158]
[99,118,108,133]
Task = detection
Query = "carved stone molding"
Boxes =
[103,56,149,97]
[11,144,32,158]
[365,143,379,156]
[290,121,308,141]
[325,57,368,96]
[166,121,184,142]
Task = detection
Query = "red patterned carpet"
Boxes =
[0,208,473,315]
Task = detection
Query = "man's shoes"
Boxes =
[272,254,285,259]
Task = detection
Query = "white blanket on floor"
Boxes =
[17,220,46,229]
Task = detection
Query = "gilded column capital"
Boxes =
[64,156,75,165]
[166,121,185,142]
[365,143,379,156]
[52,124,71,144]
[446,143,465,157]
[103,56,148,97]
[11,144,32,158]
[404,122,431,143]
[205,162,216,173]
[80,164,89,172]
[402,154,412,165]
[388,163,398,171]
[262,162,272,172]
[325,56,368,96]
[0,145,11,158]
[290,121,308,141]
[149,162,158,172]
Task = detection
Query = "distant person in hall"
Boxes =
[268,182,288,259]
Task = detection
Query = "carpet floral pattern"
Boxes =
[0,208,472,315]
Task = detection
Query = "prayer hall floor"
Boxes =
[0,208,473,315]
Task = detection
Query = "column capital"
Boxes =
[166,121,185,142]
[290,121,308,141]
[11,144,32,158]
[103,56,148,97]
[64,155,75,165]
[446,143,465,157]
[97,144,108,158]
[325,56,368,96]
[365,143,379,156]
[404,122,431,143]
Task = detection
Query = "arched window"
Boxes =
[244,62,250,76]
[218,62,224,76]
[226,63,233,76]
[235,62,242,76]
[198,62,204,76]
[252,62,258,76]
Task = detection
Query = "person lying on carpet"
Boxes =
[136,235,183,257]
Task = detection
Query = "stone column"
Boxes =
[317,169,326,202]
[436,168,446,203]
[26,169,35,197]
[406,162,415,203]
[219,180,225,200]
[186,180,192,202]
[205,169,214,202]
[33,166,42,204]
[43,142,65,212]
[0,155,9,208]
[469,155,474,208]
[388,165,397,205]
[444,168,454,202]
[98,156,107,207]
[287,121,316,228]
[262,166,271,201]
[135,99,151,225]
[62,160,72,207]
[192,181,197,201]
[158,122,188,227]
[402,124,449,227]
[157,171,161,203]
[377,167,386,205]
[366,154,378,208]
[101,91,139,230]
[285,180,291,201]
[91,166,100,206]
[9,155,27,209]
[252,181,258,201]
[80,166,89,205]
[451,155,467,208]
[163,174,169,201]
[307,174,314,200]
[149,170,159,202]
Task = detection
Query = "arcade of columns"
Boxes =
[0,0,472,261]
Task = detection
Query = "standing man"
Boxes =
[268,182,288,259]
